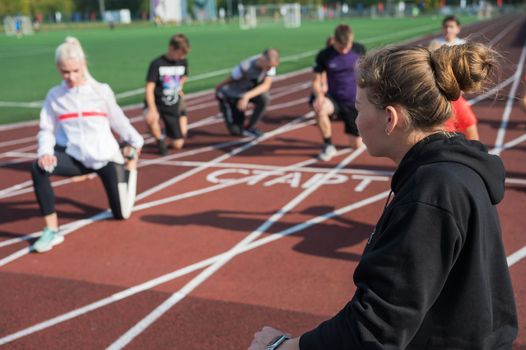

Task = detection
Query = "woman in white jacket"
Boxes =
[31,37,144,253]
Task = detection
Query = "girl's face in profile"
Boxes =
[355,87,389,157]
[57,59,86,88]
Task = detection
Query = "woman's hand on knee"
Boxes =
[123,146,140,171]
[38,155,57,172]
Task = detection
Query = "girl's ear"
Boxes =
[384,105,399,136]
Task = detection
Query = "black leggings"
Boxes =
[31,150,128,220]
[218,93,269,129]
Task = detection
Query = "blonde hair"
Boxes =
[358,42,498,130]
[55,36,86,64]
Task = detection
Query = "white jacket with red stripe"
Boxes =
[38,80,144,170]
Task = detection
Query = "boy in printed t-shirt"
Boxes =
[144,33,190,155]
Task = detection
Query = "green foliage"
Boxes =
[0,0,74,15]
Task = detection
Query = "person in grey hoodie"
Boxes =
[250,43,517,350]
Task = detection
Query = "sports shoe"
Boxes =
[33,227,64,253]
[228,124,242,136]
[318,144,337,161]
[243,127,264,138]
[157,140,168,156]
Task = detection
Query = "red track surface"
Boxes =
[0,15,525,349]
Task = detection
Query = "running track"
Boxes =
[0,14,525,349]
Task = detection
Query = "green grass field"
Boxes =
[0,16,479,124]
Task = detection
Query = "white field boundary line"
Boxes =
[0,190,389,347]
[106,147,366,349]
[492,37,526,156]
[0,116,316,260]
[0,21,446,111]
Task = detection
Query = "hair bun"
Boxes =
[430,42,497,101]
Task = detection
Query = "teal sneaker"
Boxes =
[33,227,64,253]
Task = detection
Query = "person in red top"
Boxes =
[444,95,479,140]
[430,15,480,141]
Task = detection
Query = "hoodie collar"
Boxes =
[391,132,505,204]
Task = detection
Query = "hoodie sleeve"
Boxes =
[300,201,463,350]
[37,93,58,158]
[102,84,144,149]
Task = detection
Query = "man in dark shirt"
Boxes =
[144,33,190,155]
[310,24,365,161]
[215,49,279,137]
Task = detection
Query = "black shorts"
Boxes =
[156,99,187,139]
[309,94,360,136]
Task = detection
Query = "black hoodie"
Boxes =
[300,133,518,349]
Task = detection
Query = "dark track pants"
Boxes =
[218,93,269,130]
[31,150,128,219]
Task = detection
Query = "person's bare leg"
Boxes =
[313,99,338,161]
[44,212,58,230]
[170,116,187,150]
[144,109,162,140]
[315,100,335,139]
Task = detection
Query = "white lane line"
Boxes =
[0,180,33,197]
[508,246,526,267]
[0,190,388,347]
[139,159,394,177]
[135,113,312,201]
[0,146,348,252]
[497,133,526,153]
[506,178,526,186]
[106,147,366,350]
[0,144,36,159]
[4,152,36,159]
[488,15,524,47]
[493,38,526,155]
[467,75,514,106]
[0,116,315,262]
[0,136,35,148]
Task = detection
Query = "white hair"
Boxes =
[55,36,86,64]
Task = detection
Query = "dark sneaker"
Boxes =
[157,140,168,156]
[228,124,242,136]
[243,127,264,138]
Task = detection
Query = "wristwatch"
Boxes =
[266,335,290,350]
